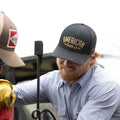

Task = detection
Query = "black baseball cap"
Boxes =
[52,23,97,64]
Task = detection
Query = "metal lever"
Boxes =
[32,41,56,120]
[32,41,43,120]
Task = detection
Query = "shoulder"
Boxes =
[88,65,120,98]
[92,65,115,84]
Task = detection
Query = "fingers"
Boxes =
[0,91,16,109]
[0,101,4,110]
[9,91,16,108]
[4,90,12,108]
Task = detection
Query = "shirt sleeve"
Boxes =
[77,82,120,120]
[13,80,38,105]
[13,74,50,105]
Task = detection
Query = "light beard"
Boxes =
[59,66,79,82]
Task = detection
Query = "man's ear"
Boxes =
[90,52,97,63]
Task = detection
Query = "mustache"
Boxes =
[59,64,75,70]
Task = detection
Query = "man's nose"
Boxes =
[63,60,71,66]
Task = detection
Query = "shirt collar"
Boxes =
[78,66,93,89]
[59,77,64,87]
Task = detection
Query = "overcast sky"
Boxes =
[1,0,120,57]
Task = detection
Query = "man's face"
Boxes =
[56,57,92,85]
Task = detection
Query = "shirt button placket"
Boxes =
[69,91,74,120]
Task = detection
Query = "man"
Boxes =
[0,11,25,109]
[1,23,120,120]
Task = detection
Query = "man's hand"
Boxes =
[0,79,16,109]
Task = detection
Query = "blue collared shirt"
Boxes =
[14,65,120,120]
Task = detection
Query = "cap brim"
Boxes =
[52,46,90,65]
[0,48,25,67]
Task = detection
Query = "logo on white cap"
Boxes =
[7,29,18,48]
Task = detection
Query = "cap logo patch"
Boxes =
[63,36,85,50]
[7,29,18,48]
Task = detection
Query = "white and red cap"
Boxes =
[0,11,25,67]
